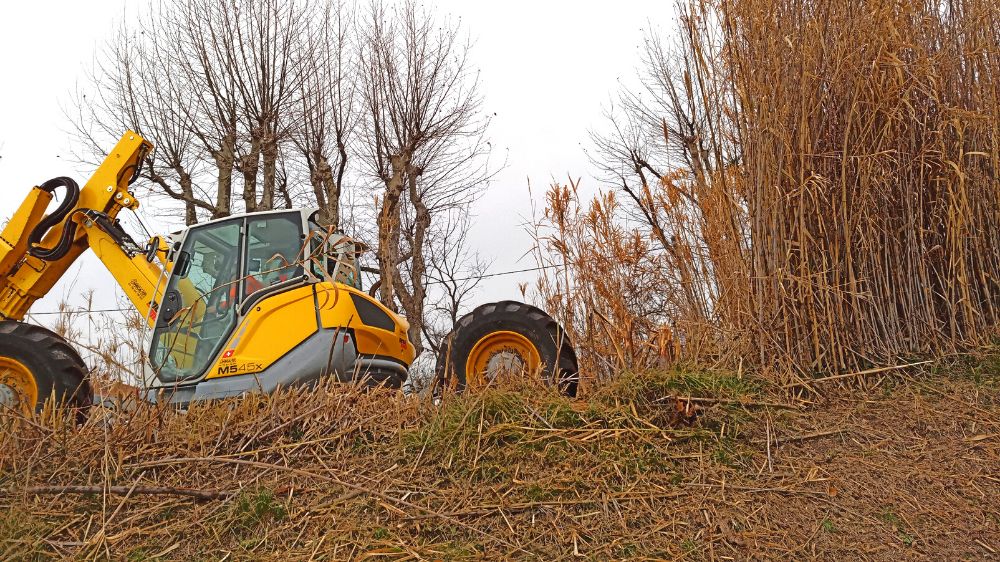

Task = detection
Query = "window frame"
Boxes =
[149,217,244,381]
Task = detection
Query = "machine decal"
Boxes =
[216,359,263,376]
[128,279,148,299]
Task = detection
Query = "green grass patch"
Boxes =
[399,386,682,468]
[680,537,700,557]
[0,508,51,561]
[523,483,554,502]
[126,547,154,562]
[230,489,288,531]
[878,507,916,546]
[592,368,765,409]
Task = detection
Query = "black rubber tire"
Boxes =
[435,301,578,397]
[0,321,91,419]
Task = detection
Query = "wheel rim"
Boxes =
[465,331,541,390]
[0,357,37,415]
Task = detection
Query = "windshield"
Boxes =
[149,219,242,382]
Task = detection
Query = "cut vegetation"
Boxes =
[2,357,999,559]
[2,0,1000,559]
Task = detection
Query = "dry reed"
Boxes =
[538,0,1000,383]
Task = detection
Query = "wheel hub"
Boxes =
[484,350,527,380]
[0,383,17,408]
[466,331,541,390]
[0,357,37,415]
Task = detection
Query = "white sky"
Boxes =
[0,0,668,319]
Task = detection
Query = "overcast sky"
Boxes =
[0,0,668,318]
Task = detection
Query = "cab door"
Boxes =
[149,219,242,382]
[203,212,317,381]
[243,212,304,299]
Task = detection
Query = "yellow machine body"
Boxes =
[203,283,413,381]
[141,205,416,404]
[0,132,416,408]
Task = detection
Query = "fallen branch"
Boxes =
[755,428,845,446]
[403,491,689,521]
[9,485,234,501]
[657,396,801,410]
[681,482,828,497]
[784,361,932,389]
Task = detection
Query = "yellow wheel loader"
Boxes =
[0,132,578,418]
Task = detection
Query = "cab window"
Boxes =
[244,213,304,297]
[149,218,241,381]
[308,220,363,290]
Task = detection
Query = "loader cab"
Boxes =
[149,210,309,383]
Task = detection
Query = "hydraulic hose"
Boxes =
[27,177,81,262]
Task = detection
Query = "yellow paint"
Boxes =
[205,282,415,380]
[315,282,414,364]
[0,188,52,279]
[83,223,168,326]
[465,330,540,390]
[0,356,37,415]
[0,132,152,321]
[205,285,318,379]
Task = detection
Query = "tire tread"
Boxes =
[0,321,91,416]
[435,300,578,397]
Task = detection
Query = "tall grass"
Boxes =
[540,0,1000,383]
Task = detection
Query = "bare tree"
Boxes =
[584,12,744,324]
[72,0,495,360]
[420,209,491,356]
[357,0,494,356]
[71,11,206,225]
[295,1,357,228]
[588,28,726,251]
[72,0,319,224]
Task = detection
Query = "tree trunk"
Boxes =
[179,170,198,225]
[377,154,408,312]
[402,169,430,357]
[334,137,349,224]
[212,132,236,218]
[323,160,341,229]
[260,134,278,211]
[278,171,293,209]
[309,152,340,227]
[241,137,262,213]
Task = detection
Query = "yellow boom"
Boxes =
[0,132,166,325]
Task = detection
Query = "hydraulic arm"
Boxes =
[0,132,167,324]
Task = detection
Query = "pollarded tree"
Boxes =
[73,0,495,361]
[295,0,358,229]
[357,0,494,357]
[72,0,322,224]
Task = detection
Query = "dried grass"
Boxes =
[2,362,999,559]
[6,1,1000,558]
